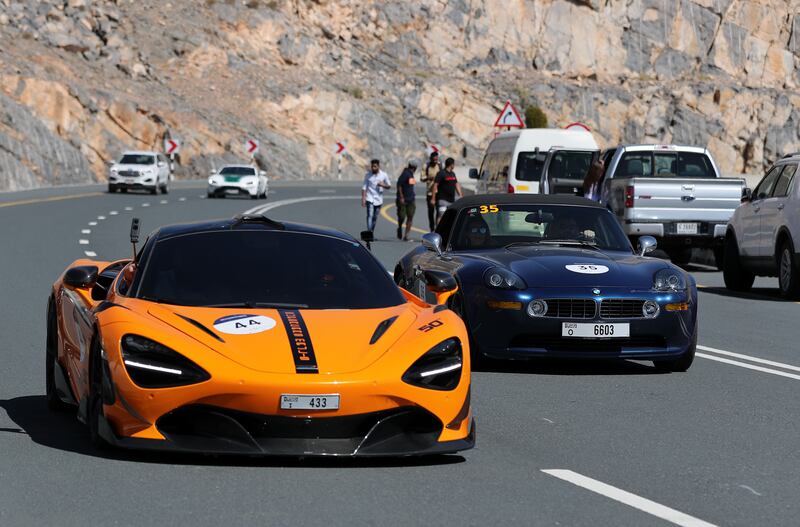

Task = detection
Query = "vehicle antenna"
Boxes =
[130,218,140,262]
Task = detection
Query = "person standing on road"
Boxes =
[396,159,418,241]
[361,159,391,233]
[583,157,605,202]
[431,157,463,226]
[421,151,442,231]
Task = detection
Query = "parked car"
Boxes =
[599,144,744,268]
[724,153,800,298]
[207,164,268,199]
[469,128,600,195]
[108,151,171,194]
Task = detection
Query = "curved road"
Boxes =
[0,182,798,526]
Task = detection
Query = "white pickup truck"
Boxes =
[599,145,745,268]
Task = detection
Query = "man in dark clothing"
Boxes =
[420,151,442,231]
[431,157,463,225]
[396,159,417,241]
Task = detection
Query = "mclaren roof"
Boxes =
[450,193,605,210]
[152,215,358,243]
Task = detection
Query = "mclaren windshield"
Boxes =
[136,230,405,309]
[450,203,631,252]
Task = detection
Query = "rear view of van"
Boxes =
[470,129,600,195]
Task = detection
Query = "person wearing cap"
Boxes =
[361,159,391,233]
[396,159,418,241]
[420,151,442,231]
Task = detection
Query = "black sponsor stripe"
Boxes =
[279,310,318,374]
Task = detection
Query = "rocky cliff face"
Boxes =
[0,0,797,190]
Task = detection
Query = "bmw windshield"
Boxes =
[136,230,405,309]
[450,203,631,252]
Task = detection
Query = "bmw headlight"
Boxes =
[484,267,527,290]
[402,338,462,391]
[121,334,210,388]
[653,269,686,291]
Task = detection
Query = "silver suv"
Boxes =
[724,153,800,298]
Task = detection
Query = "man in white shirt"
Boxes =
[361,159,391,232]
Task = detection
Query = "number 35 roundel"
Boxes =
[213,314,276,335]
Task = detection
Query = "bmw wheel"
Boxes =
[778,239,800,299]
[722,233,754,291]
[654,327,696,373]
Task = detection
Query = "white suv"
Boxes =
[724,153,800,298]
[108,151,171,194]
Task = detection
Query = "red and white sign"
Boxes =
[164,138,180,155]
[246,139,259,155]
[334,141,346,155]
[426,144,440,156]
[493,100,525,129]
[565,122,591,132]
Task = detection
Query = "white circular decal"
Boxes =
[213,314,276,335]
[566,264,609,275]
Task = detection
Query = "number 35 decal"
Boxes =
[479,204,499,214]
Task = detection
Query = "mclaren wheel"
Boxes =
[778,239,800,299]
[87,338,108,449]
[722,233,754,291]
[45,299,70,411]
[447,292,486,369]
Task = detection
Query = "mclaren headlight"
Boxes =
[402,338,463,391]
[121,334,210,388]
[653,269,686,291]
[484,267,526,290]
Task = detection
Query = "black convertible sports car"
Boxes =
[394,194,698,371]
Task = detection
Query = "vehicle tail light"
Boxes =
[507,184,515,193]
[625,185,634,208]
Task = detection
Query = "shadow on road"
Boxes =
[474,358,663,376]
[698,286,792,302]
[0,395,466,468]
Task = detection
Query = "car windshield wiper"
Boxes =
[538,239,603,250]
[203,301,309,309]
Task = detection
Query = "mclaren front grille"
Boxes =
[543,299,596,319]
[600,299,647,319]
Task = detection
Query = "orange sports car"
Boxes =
[46,214,474,456]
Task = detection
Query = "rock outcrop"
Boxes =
[0,0,797,190]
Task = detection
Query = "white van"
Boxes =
[469,129,600,194]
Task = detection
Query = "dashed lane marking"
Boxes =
[124,206,133,211]
[109,211,118,215]
[160,200,168,204]
[541,469,717,527]
[0,192,103,208]
[142,203,150,207]
[179,197,187,202]
[78,239,89,245]
[88,221,97,226]
[81,229,91,234]
[97,216,106,220]
[84,251,97,257]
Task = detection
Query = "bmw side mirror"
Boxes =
[422,232,443,256]
[64,265,99,289]
[637,236,657,256]
[423,270,458,305]
[468,168,479,179]
[741,187,752,203]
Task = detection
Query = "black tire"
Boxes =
[713,246,724,271]
[120,188,127,193]
[448,292,486,368]
[45,300,70,412]
[149,185,158,195]
[160,181,169,194]
[87,338,108,449]
[207,192,215,199]
[107,185,117,193]
[250,193,258,200]
[667,248,692,265]
[653,327,696,372]
[722,233,755,291]
[778,239,800,299]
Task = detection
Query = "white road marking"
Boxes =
[244,195,359,215]
[97,215,105,220]
[88,221,97,226]
[738,485,762,497]
[81,229,91,234]
[142,203,150,207]
[697,345,800,373]
[109,210,118,215]
[696,353,800,381]
[78,239,89,245]
[160,200,168,204]
[541,469,717,527]
[84,251,97,257]
[178,197,186,202]
[124,206,133,211]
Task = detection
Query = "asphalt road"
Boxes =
[1,182,798,526]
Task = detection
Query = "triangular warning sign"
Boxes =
[493,100,525,128]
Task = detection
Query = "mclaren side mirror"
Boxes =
[422,232,443,257]
[637,236,657,256]
[468,168,479,179]
[64,265,99,289]
[422,269,458,305]
[741,187,752,203]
